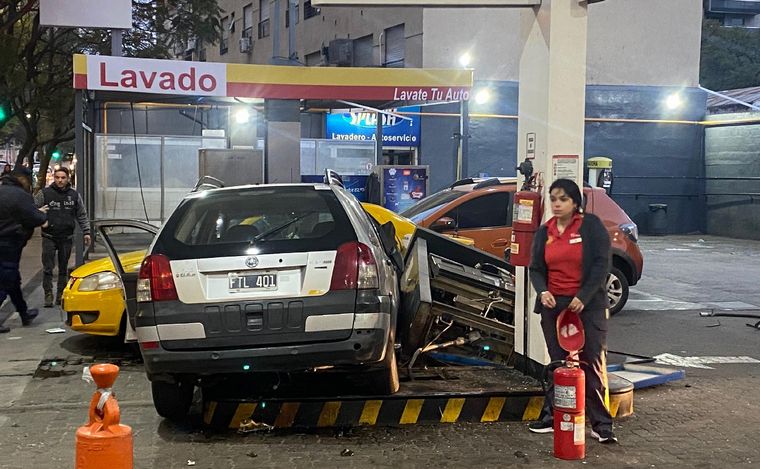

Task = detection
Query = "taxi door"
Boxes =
[92,219,158,342]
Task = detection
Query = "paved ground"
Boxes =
[1,234,759,468]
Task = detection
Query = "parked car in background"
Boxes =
[95,182,402,420]
[402,177,643,315]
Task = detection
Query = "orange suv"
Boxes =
[401,177,643,315]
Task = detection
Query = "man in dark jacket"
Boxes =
[0,167,48,332]
[34,167,91,307]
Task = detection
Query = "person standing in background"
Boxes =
[34,167,91,307]
[0,167,48,332]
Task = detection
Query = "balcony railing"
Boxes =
[708,0,760,15]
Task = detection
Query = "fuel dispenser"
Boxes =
[587,157,613,194]
[509,160,542,266]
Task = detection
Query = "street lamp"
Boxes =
[455,54,474,180]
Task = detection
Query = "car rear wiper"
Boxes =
[250,211,316,243]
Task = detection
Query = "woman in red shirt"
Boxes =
[527,178,617,444]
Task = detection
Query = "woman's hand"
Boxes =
[540,291,556,309]
[569,296,585,313]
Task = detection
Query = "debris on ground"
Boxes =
[237,418,273,434]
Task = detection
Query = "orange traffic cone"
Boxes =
[75,364,133,469]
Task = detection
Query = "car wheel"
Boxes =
[367,341,400,395]
[151,380,194,421]
[607,267,629,316]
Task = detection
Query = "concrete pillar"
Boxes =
[514,0,589,377]
[264,99,301,183]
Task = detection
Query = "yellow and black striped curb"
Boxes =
[205,390,632,430]
[205,394,545,429]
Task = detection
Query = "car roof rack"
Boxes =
[323,169,345,188]
[449,177,478,188]
[473,178,504,189]
[192,175,225,192]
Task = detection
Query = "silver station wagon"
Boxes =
[130,183,400,420]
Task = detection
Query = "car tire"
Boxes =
[151,380,194,421]
[607,267,629,316]
[367,341,400,395]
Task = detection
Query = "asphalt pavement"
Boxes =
[0,234,758,468]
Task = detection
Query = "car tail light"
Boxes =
[330,241,379,291]
[137,254,178,302]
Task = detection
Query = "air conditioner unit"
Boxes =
[186,38,197,51]
[328,39,354,66]
[239,37,252,53]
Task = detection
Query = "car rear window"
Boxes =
[154,186,356,259]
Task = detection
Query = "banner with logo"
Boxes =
[325,107,421,147]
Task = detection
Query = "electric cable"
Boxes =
[130,103,150,223]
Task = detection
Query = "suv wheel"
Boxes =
[151,380,194,421]
[367,341,400,395]
[607,267,629,316]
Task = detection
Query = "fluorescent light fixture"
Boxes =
[474,89,491,105]
[235,108,251,124]
[665,93,683,110]
[459,52,472,68]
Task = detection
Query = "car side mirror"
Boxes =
[430,216,456,232]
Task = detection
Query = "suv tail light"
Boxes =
[330,241,379,290]
[137,254,178,302]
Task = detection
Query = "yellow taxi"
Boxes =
[61,205,466,340]
[61,250,146,338]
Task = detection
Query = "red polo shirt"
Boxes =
[544,213,583,296]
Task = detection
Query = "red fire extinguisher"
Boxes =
[509,190,542,266]
[553,362,585,459]
[553,309,586,460]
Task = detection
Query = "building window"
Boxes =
[286,1,300,27]
[259,0,271,38]
[198,39,206,62]
[305,50,322,66]
[304,1,320,20]
[220,16,230,54]
[243,3,253,38]
[384,24,405,68]
[353,34,374,67]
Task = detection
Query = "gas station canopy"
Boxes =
[73,54,473,102]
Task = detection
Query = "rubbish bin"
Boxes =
[648,204,668,236]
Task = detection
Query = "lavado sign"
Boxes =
[75,54,471,100]
[86,56,227,96]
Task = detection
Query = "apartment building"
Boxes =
[169,1,708,235]
[184,1,422,68]
[184,1,701,87]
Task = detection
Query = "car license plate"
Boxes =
[229,272,277,290]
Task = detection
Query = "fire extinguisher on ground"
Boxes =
[553,361,586,459]
[553,309,587,460]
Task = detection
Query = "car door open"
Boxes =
[93,219,158,342]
